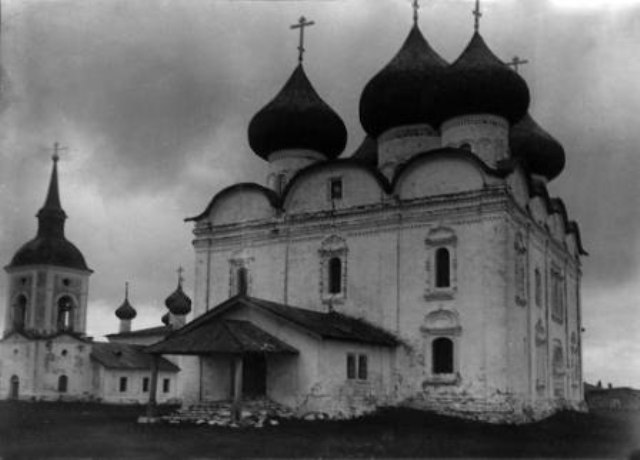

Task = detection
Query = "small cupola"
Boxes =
[247,17,347,193]
[438,1,530,167]
[115,282,136,333]
[165,268,191,329]
[510,113,566,182]
[359,5,447,178]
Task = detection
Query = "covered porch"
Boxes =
[145,317,298,421]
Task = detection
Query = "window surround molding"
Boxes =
[550,265,565,324]
[424,225,458,301]
[228,249,254,297]
[319,235,348,306]
[515,232,527,306]
[346,352,369,382]
[421,308,462,385]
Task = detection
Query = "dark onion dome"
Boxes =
[115,283,136,320]
[359,24,448,137]
[115,298,136,320]
[161,312,170,326]
[510,113,566,181]
[165,282,192,316]
[437,32,530,125]
[248,64,347,160]
[351,136,378,167]
[8,156,89,271]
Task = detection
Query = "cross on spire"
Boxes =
[473,0,482,32]
[52,141,68,162]
[177,266,184,287]
[412,0,420,25]
[290,16,315,63]
[507,55,529,73]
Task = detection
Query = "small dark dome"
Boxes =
[248,64,347,160]
[359,25,447,137]
[437,33,530,125]
[165,284,192,316]
[115,298,136,321]
[10,237,89,270]
[510,113,566,181]
[161,312,170,326]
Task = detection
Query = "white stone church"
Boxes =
[0,6,586,423]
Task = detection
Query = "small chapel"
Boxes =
[1,2,586,423]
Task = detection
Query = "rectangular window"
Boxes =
[162,378,170,393]
[347,353,368,380]
[329,177,343,200]
[347,354,356,380]
[119,377,127,393]
[357,355,368,380]
[142,377,150,393]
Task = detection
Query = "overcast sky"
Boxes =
[0,0,639,387]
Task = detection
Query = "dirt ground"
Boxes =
[0,401,638,458]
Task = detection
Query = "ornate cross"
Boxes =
[412,0,420,25]
[473,0,482,32]
[177,266,184,286]
[290,16,315,63]
[52,142,68,162]
[508,55,529,73]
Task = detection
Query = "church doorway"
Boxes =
[241,353,266,398]
[9,375,19,399]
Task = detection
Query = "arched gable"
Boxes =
[393,148,510,200]
[282,159,389,215]
[187,183,278,225]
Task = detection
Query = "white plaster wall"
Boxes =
[267,149,324,191]
[441,114,509,167]
[207,190,275,226]
[285,165,385,214]
[98,368,177,404]
[395,157,486,200]
[378,124,441,179]
[0,337,37,399]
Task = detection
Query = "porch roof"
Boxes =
[146,318,299,355]
[146,295,398,356]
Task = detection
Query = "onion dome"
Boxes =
[510,113,566,181]
[8,155,89,271]
[165,280,192,316]
[437,32,530,125]
[359,24,447,137]
[115,283,137,320]
[248,64,347,160]
[161,312,170,326]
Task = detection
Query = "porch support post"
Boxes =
[146,354,159,418]
[232,354,243,423]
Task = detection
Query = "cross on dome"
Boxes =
[52,142,67,163]
[473,0,482,32]
[290,16,315,63]
[177,266,184,287]
[412,0,420,25]
[508,55,529,73]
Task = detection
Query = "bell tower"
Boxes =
[4,147,92,337]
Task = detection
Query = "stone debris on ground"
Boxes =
[160,398,294,428]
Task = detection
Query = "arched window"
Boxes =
[13,295,27,331]
[57,296,75,332]
[432,337,454,374]
[435,248,450,288]
[328,257,342,294]
[237,267,248,295]
[58,375,68,393]
[9,375,19,399]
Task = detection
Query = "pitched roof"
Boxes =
[91,342,179,372]
[147,295,398,356]
[105,325,170,339]
[146,319,298,355]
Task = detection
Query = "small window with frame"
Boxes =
[346,353,368,381]
[329,177,343,201]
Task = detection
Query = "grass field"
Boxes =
[0,401,638,458]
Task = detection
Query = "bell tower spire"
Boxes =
[37,143,67,239]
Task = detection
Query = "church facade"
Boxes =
[148,9,586,424]
[1,5,586,424]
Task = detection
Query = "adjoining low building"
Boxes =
[585,383,640,411]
